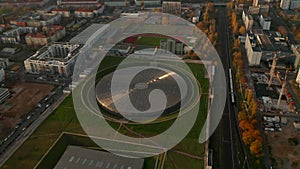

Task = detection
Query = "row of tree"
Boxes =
[231,11,246,37]
[196,2,218,46]
[229,9,263,157]
[233,42,263,157]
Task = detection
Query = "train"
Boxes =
[229,68,235,104]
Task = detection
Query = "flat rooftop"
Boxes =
[250,29,292,53]
[29,43,82,62]
[54,146,144,169]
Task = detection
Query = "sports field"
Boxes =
[2,56,208,169]
[136,36,168,46]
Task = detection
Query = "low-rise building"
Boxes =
[248,5,269,14]
[293,121,300,130]
[74,5,105,18]
[248,6,260,14]
[160,39,184,55]
[0,67,5,82]
[75,9,94,18]
[1,27,37,44]
[52,8,71,17]
[0,58,9,68]
[291,44,300,70]
[280,0,291,9]
[259,5,270,14]
[0,88,10,104]
[54,146,144,169]
[290,0,300,9]
[104,0,126,6]
[135,0,162,7]
[25,26,66,47]
[281,117,287,124]
[10,13,61,27]
[93,5,105,16]
[259,15,271,30]
[24,43,82,76]
[242,11,254,31]
[57,0,100,7]
[162,1,182,16]
[245,30,294,66]
[296,68,300,88]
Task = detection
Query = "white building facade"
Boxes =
[24,43,82,76]
[297,68,300,88]
[259,15,271,30]
[245,34,262,66]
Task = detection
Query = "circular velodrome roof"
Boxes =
[96,68,183,118]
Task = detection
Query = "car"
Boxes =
[265,128,275,132]
[37,103,42,108]
[45,104,50,108]
[27,115,32,120]
[22,127,26,131]
[43,97,49,102]
[7,131,14,138]
[275,124,281,128]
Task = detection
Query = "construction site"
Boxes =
[249,52,300,168]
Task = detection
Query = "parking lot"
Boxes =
[0,82,54,139]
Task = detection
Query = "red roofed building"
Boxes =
[74,4,104,18]
[75,8,94,18]
[52,8,71,17]
[25,25,66,47]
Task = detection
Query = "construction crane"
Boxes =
[277,69,289,108]
[266,52,294,87]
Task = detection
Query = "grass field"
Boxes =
[3,56,209,169]
[136,36,168,46]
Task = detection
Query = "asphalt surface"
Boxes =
[269,7,298,45]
